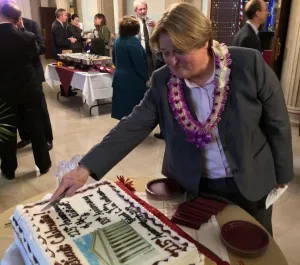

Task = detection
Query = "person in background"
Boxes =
[52,9,76,59]
[133,0,155,77]
[232,0,268,52]
[16,16,54,151]
[51,3,293,236]
[92,13,111,56]
[66,12,71,26]
[0,3,51,179]
[111,16,148,120]
[51,8,77,97]
[67,14,83,53]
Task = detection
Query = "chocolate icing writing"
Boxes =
[97,188,112,203]
[54,205,71,226]
[57,202,79,218]
[37,235,56,258]
[106,182,186,241]
[118,211,135,225]
[38,235,47,245]
[57,244,83,265]
[40,215,65,244]
[63,226,81,238]
[155,239,184,257]
[125,206,164,240]
[153,258,168,265]
[95,216,111,225]
[83,195,102,216]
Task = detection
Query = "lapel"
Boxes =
[246,23,260,42]
[182,80,198,121]
[217,60,235,143]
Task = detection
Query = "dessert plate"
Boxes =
[221,220,269,257]
[146,178,184,200]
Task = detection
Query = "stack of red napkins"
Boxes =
[171,197,228,230]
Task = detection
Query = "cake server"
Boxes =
[40,190,68,212]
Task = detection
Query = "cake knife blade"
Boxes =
[40,190,68,212]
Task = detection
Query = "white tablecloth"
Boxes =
[44,64,113,106]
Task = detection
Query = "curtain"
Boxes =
[56,0,69,12]
[97,0,115,34]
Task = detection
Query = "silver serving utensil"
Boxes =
[40,190,68,212]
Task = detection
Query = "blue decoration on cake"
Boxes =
[74,234,100,265]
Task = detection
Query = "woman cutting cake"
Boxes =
[52,3,293,236]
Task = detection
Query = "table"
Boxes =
[45,64,113,115]
[0,190,288,265]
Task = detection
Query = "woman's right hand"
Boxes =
[50,165,90,202]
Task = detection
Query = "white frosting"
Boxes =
[11,181,205,265]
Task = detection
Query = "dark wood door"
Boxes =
[39,7,56,59]
[210,0,241,45]
[270,0,292,78]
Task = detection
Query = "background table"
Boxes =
[0,190,288,265]
[45,64,113,115]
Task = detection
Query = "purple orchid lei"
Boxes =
[168,40,232,148]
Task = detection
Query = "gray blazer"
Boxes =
[80,47,293,202]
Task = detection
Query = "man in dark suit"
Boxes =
[51,8,77,97]
[0,3,51,179]
[51,8,76,59]
[16,17,53,151]
[52,4,293,235]
[232,0,268,51]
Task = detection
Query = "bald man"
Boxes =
[232,0,268,52]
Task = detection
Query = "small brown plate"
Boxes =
[146,178,184,200]
[221,220,269,257]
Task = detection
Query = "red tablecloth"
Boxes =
[54,65,80,95]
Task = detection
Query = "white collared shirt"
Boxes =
[184,64,232,179]
[246,20,259,35]
[136,16,152,50]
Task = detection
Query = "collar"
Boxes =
[246,20,259,35]
[137,16,148,21]
[0,22,13,24]
[184,60,216,89]
[56,19,64,27]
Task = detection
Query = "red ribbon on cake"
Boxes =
[116,176,136,192]
[115,181,230,265]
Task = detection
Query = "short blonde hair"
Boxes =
[150,3,213,52]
